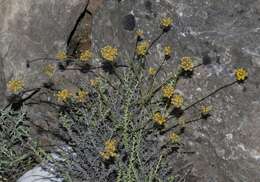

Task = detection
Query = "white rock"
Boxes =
[17,166,62,182]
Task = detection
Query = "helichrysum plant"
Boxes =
[6,16,248,182]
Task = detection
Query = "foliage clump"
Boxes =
[2,14,248,182]
[0,108,39,181]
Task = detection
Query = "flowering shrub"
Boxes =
[3,16,248,182]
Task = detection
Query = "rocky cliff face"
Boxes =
[92,0,260,181]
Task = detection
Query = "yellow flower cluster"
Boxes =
[135,29,144,37]
[180,57,193,71]
[169,132,180,144]
[235,68,248,81]
[43,64,55,77]
[56,51,67,61]
[153,112,166,125]
[171,94,184,108]
[201,105,211,116]
[100,139,118,160]
[75,90,88,103]
[148,67,157,76]
[136,41,149,57]
[162,84,174,98]
[164,46,172,56]
[160,17,173,28]
[56,89,71,102]
[7,79,24,93]
[80,49,92,62]
[101,45,118,62]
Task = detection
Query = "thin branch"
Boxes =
[183,80,237,112]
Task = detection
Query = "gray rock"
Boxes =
[17,165,62,182]
[92,0,260,181]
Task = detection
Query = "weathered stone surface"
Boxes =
[92,0,260,181]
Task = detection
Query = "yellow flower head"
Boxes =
[56,89,71,102]
[180,57,193,71]
[100,139,118,160]
[171,94,184,108]
[135,29,144,37]
[75,90,88,103]
[136,41,149,57]
[164,46,172,56]
[101,45,118,62]
[7,79,24,93]
[148,67,157,76]
[235,68,248,81]
[56,51,67,61]
[43,64,55,77]
[162,84,174,98]
[80,49,92,62]
[201,105,212,116]
[153,112,166,125]
[169,132,181,144]
[90,78,100,87]
[160,17,173,28]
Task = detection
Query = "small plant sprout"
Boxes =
[80,49,93,62]
[100,139,118,160]
[43,64,55,77]
[153,112,167,125]
[56,89,72,102]
[235,68,248,81]
[56,51,67,61]
[160,17,173,31]
[171,94,184,108]
[148,67,157,76]
[169,132,181,144]
[136,40,149,57]
[7,79,24,93]
[180,57,193,72]
[75,90,88,103]
[101,45,118,62]
[162,84,175,98]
